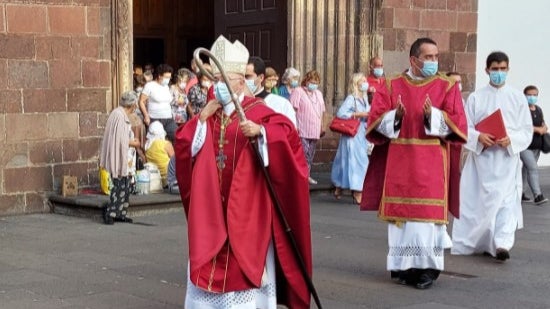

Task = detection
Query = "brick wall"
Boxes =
[380,0,478,91]
[0,1,112,214]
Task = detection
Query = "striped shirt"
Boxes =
[290,86,326,139]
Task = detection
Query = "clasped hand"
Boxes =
[478,133,510,148]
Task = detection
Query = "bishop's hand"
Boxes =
[240,120,262,137]
[199,99,222,123]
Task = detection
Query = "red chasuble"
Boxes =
[174,96,312,309]
[361,73,467,223]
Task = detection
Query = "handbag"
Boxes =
[541,133,550,153]
[329,97,362,137]
[329,117,360,136]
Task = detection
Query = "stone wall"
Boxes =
[0,1,112,214]
[380,0,478,91]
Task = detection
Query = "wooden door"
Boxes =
[214,0,287,73]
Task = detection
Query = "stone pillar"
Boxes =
[288,0,383,109]
[287,0,383,168]
[111,0,133,109]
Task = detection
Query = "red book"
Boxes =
[475,109,507,140]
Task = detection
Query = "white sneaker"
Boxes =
[308,177,318,185]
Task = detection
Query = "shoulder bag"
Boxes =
[329,98,361,137]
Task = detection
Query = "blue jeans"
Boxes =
[520,149,542,196]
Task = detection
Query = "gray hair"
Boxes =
[119,91,138,107]
[281,67,300,84]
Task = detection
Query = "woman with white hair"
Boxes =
[278,67,301,100]
[145,121,175,186]
[99,91,141,224]
[330,73,371,204]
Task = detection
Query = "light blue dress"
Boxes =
[331,94,370,191]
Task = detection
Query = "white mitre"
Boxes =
[210,35,249,76]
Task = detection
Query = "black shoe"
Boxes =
[522,194,532,202]
[102,207,114,225]
[114,217,133,223]
[495,248,510,261]
[415,273,434,289]
[534,194,548,205]
[390,271,407,285]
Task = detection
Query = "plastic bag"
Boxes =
[99,167,112,195]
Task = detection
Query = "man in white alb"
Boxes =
[452,51,532,261]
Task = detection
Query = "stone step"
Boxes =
[49,172,334,222]
[49,193,184,222]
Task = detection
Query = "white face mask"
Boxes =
[201,81,212,88]
[179,82,187,89]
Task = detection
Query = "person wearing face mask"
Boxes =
[174,36,312,309]
[366,56,386,102]
[246,56,296,126]
[519,85,548,205]
[361,37,467,289]
[452,51,532,263]
[278,67,301,100]
[139,63,178,142]
[170,68,192,125]
[290,70,326,185]
[187,63,212,118]
[100,91,141,225]
[265,67,280,95]
[331,73,371,204]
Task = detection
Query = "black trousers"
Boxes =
[106,177,130,219]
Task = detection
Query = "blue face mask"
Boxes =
[526,95,538,105]
[290,80,299,88]
[360,82,369,92]
[161,77,170,86]
[420,60,438,77]
[245,79,257,93]
[489,71,507,86]
[373,68,384,78]
[307,83,318,91]
[214,82,232,105]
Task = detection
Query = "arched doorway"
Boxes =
[132,0,288,74]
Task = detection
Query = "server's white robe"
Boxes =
[452,84,532,256]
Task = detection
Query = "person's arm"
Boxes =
[139,92,150,126]
[534,108,547,134]
[165,141,175,158]
[375,95,404,139]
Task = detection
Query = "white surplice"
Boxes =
[378,69,455,271]
[452,84,532,256]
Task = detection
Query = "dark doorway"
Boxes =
[133,0,287,74]
[214,0,288,74]
[133,0,215,70]
[133,38,164,69]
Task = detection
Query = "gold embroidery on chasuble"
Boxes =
[379,139,449,224]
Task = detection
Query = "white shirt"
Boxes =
[264,93,297,127]
[142,81,173,119]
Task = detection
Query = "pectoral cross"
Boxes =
[216,148,227,170]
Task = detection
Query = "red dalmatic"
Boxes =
[361,73,467,223]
